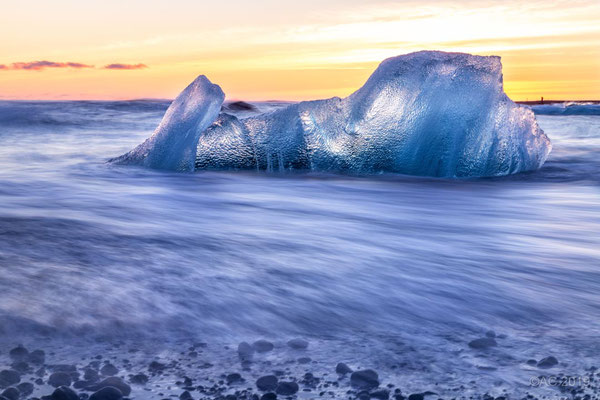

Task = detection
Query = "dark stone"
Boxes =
[84,369,99,382]
[11,361,29,373]
[8,346,29,362]
[226,101,256,111]
[28,350,46,364]
[256,375,278,391]
[148,361,166,372]
[1,388,19,400]
[179,390,193,400]
[238,342,254,360]
[50,386,79,400]
[226,373,242,384]
[49,372,72,388]
[485,330,496,338]
[370,389,390,400]
[87,377,131,396]
[468,338,497,349]
[74,380,94,389]
[408,394,424,400]
[276,382,299,396]
[261,394,276,400]
[356,391,370,400]
[287,339,309,350]
[130,373,148,385]
[36,367,46,377]
[336,363,353,374]
[537,356,559,369]
[297,357,311,364]
[526,359,537,366]
[16,382,34,396]
[252,340,274,353]
[351,370,379,390]
[100,364,118,376]
[89,386,123,400]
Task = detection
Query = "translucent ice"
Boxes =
[117,51,552,177]
[111,75,224,171]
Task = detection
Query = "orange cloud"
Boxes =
[7,61,94,70]
[103,63,148,70]
[0,61,150,72]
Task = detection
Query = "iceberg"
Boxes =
[114,51,551,177]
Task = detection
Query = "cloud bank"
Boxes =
[103,63,148,70]
[0,61,148,71]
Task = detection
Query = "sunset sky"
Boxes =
[1,0,599,101]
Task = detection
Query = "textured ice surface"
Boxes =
[117,51,552,177]
[111,75,224,171]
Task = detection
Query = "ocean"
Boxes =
[0,100,598,399]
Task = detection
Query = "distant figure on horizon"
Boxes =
[541,96,544,104]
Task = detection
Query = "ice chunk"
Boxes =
[111,75,224,171]
[196,51,550,177]
[117,51,552,177]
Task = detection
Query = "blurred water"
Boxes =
[0,100,599,393]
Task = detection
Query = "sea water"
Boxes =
[0,100,598,398]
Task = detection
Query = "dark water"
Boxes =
[0,100,599,396]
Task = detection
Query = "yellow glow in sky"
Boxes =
[0,0,599,101]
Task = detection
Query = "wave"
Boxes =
[0,100,170,129]
[531,102,600,116]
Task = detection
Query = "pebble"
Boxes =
[468,338,497,349]
[89,386,123,400]
[297,357,311,364]
[16,382,34,396]
[84,368,99,382]
[1,388,19,400]
[537,356,559,369]
[485,330,496,338]
[8,346,29,362]
[238,342,254,360]
[276,381,299,396]
[28,349,46,364]
[48,372,72,388]
[100,363,118,376]
[74,380,94,389]
[87,377,131,396]
[336,363,353,374]
[46,386,79,400]
[408,394,424,400]
[130,373,149,385]
[256,375,279,391]
[10,361,28,373]
[148,361,166,372]
[261,393,277,400]
[179,390,193,400]
[252,340,274,353]
[370,389,390,400]
[226,373,242,384]
[350,370,379,390]
[287,339,309,350]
